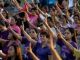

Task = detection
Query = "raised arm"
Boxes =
[55,26,75,51]
[20,25,37,44]
[44,17,57,38]
[0,38,9,43]
[0,9,7,22]
[48,34,62,60]
[27,43,40,60]
[36,5,47,17]
[12,0,22,10]
[8,26,22,40]
[55,2,63,15]
[25,13,38,29]
[0,50,6,57]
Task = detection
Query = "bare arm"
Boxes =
[0,50,6,57]
[44,17,57,38]
[55,27,75,51]
[12,0,22,10]
[55,3,63,15]
[0,38,9,43]
[48,34,62,60]
[20,25,37,44]
[36,5,47,17]
[27,43,40,60]
[0,12,7,22]
[8,26,22,40]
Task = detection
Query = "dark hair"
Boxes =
[29,28,38,34]
[58,0,63,5]
[74,15,79,19]
[40,31,50,38]
[47,17,53,22]
[16,18,24,26]
[7,44,20,60]
[17,0,21,4]
[66,28,77,42]
[31,7,37,11]
[18,12,25,18]
[3,10,9,19]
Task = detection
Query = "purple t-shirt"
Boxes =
[61,41,77,60]
[0,30,9,51]
[33,42,51,60]
[0,30,9,39]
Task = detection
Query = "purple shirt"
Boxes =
[0,30,9,52]
[61,41,77,60]
[0,30,9,39]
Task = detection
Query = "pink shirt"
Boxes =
[11,25,21,35]
[28,14,38,25]
[20,2,31,12]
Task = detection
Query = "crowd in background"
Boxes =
[0,0,80,60]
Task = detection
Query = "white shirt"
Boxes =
[69,0,74,8]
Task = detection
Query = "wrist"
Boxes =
[29,51,33,54]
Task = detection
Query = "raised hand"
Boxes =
[0,50,6,57]
[54,26,63,39]
[20,24,24,31]
[27,43,32,53]
[0,8,3,14]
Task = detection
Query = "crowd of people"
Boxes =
[0,0,80,60]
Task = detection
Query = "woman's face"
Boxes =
[64,30,72,40]
[29,29,37,39]
[8,46,15,57]
[40,34,47,43]
[2,11,7,18]
[10,17,16,25]
[74,16,80,24]
[48,20,53,27]
[31,10,36,15]
[62,0,67,9]
[74,16,79,22]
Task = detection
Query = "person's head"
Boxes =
[62,0,67,9]
[7,44,20,60]
[41,6,48,13]
[8,45,17,57]
[30,7,37,15]
[40,31,50,44]
[64,29,72,40]
[10,17,16,25]
[47,17,54,27]
[2,10,9,19]
[18,12,25,18]
[74,15,80,24]
[17,0,21,4]
[50,7,55,16]
[39,23,47,31]
[0,20,6,31]
[64,28,76,42]
[28,28,38,39]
